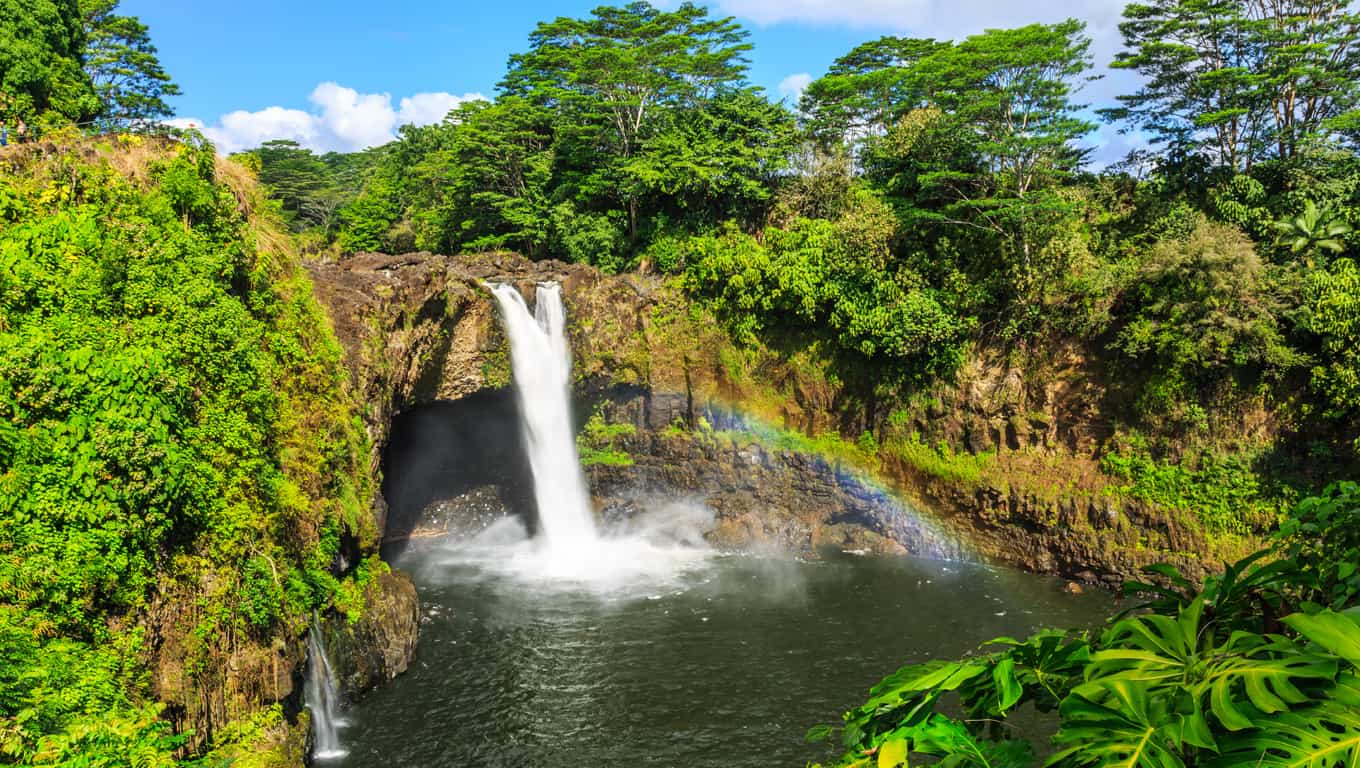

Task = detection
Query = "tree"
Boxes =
[0,0,97,123]
[1110,218,1303,422]
[247,140,332,228]
[1105,0,1360,170]
[407,98,556,256]
[908,21,1097,306]
[917,20,1095,204]
[626,88,798,230]
[799,36,946,148]
[500,1,752,238]
[80,0,179,129]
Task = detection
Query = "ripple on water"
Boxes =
[329,543,1112,768]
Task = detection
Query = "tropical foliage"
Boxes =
[811,486,1360,768]
[0,136,372,763]
[0,0,174,129]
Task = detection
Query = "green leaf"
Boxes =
[1214,681,1360,768]
[1284,611,1360,667]
[1050,684,1187,768]
[877,737,909,768]
[993,657,1023,713]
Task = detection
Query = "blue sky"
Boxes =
[126,0,1143,161]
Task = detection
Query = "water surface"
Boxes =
[331,551,1110,767]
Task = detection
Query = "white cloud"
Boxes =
[309,82,402,150]
[398,92,472,126]
[174,83,487,154]
[778,72,813,102]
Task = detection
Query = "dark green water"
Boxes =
[327,549,1110,767]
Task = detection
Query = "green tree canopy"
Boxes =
[627,88,797,230]
[0,0,97,123]
[408,97,556,256]
[500,1,753,237]
[246,140,332,226]
[799,36,947,148]
[80,0,179,129]
[867,21,1097,315]
[1105,0,1360,170]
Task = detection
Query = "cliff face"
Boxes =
[307,251,1227,587]
[586,430,966,561]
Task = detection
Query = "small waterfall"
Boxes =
[305,623,346,760]
[487,282,598,546]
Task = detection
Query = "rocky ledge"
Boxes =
[321,571,421,699]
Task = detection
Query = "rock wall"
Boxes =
[587,431,965,560]
[306,251,1224,589]
[882,456,1214,586]
[321,571,421,699]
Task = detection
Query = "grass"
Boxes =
[883,434,994,485]
[577,410,637,467]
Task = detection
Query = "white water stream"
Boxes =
[487,283,598,547]
[475,282,710,588]
[305,623,346,760]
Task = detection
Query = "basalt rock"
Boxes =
[881,452,1214,585]
[320,570,421,700]
[306,251,1229,590]
[586,431,964,560]
[140,577,305,755]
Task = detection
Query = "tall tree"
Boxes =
[799,36,946,148]
[500,1,752,237]
[0,0,97,123]
[627,88,798,230]
[80,0,179,129]
[407,98,556,256]
[247,140,331,227]
[918,20,1095,199]
[1105,0,1360,170]
[911,21,1096,300]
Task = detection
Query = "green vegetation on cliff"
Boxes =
[0,136,372,764]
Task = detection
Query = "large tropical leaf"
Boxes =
[963,631,1091,718]
[1213,675,1360,768]
[1199,632,1335,731]
[838,659,989,749]
[1087,600,1336,725]
[1284,610,1360,668]
[1049,682,1188,768]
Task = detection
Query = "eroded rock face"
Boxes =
[320,571,421,700]
[306,251,1219,589]
[881,454,1213,586]
[310,254,661,482]
[587,432,963,560]
[141,578,305,755]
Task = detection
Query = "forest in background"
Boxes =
[241,1,1360,535]
[4,1,1360,766]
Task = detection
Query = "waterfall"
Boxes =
[305,623,346,760]
[487,283,598,546]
